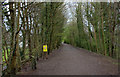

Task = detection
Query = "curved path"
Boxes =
[19,44,118,75]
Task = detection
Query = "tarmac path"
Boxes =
[18,44,118,75]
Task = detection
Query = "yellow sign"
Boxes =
[43,45,47,52]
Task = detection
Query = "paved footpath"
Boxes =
[18,44,118,75]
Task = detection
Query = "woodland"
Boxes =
[0,1,119,75]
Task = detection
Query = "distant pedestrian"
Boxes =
[43,44,48,60]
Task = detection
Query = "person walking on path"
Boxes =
[43,44,48,60]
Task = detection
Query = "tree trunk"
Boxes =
[21,2,26,60]
[26,8,32,59]
[16,2,21,72]
[101,2,107,56]
[9,2,15,55]
[49,3,54,54]
[108,2,112,56]
[111,2,118,57]
[7,2,17,75]
[0,2,2,76]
